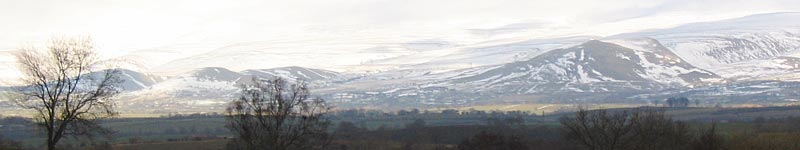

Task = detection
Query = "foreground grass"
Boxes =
[113,139,226,150]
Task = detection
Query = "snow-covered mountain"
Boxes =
[122,66,343,96]
[106,66,346,112]
[340,36,594,84]
[241,66,342,82]
[446,39,720,94]
[307,13,800,106]
[187,67,244,82]
[111,69,164,91]
[6,12,800,112]
[613,12,800,78]
[366,36,593,70]
[119,13,800,109]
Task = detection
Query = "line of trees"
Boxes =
[665,97,690,107]
[559,108,724,150]
[331,108,539,122]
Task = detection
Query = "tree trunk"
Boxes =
[47,139,55,150]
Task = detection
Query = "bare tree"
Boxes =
[226,77,332,150]
[627,109,693,150]
[691,122,725,150]
[559,108,693,150]
[560,109,636,150]
[11,37,121,150]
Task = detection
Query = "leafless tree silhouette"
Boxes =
[560,108,693,150]
[11,37,121,150]
[226,77,332,150]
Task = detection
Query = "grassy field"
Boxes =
[114,139,226,150]
[10,104,800,149]
[103,117,227,133]
[447,103,643,115]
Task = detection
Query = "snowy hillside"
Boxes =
[109,66,345,112]
[111,69,164,91]
[613,12,800,78]
[241,66,342,82]
[118,67,243,106]
[363,36,593,74]
[341,36,594,84]
[447,40,719,94]
[7,12,800,111]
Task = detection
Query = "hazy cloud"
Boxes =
[0,0,798,58]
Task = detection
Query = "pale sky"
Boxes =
[0,0,799,78]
